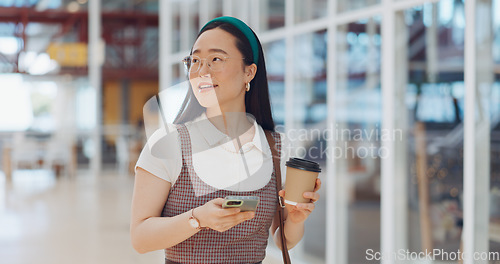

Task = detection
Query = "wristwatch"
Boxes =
[188,208,205,230]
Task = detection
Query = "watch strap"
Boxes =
[190,208,208,230]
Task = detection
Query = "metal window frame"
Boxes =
[89,0,102,177]
[464,1,482,264]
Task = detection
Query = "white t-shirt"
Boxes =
[135,113,289,192]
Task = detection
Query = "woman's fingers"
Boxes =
[213,211,256,232]
[295,202,315,211]
[210,198,241,216]
[237,211,255,221]
[217,207,241,216]
[200,198,257,231]
[313,178,322,192]
[224,211,254,221]
[281,178,321,200]
[211,198,225,206]
[303,191,320,202]
[279,182,321,224]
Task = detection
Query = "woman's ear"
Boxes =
[245,63,257,83]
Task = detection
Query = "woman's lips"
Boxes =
[197,82,218,93]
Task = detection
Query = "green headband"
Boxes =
[200,16,259,64]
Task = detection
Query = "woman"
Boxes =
[130,16,321,264]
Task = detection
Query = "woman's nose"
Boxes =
[198,61,211,76]
[197,72,211,80]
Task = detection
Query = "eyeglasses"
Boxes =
[182,54,245,73]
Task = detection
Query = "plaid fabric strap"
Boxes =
[264,130,291,264]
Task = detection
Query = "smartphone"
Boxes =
[222,196,260,212]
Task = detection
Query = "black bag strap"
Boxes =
[264,130,291,264]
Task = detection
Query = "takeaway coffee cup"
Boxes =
[284,158,321,205]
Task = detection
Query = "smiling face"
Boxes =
[188,28,256,111]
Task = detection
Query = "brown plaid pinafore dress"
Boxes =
[162,124,280,264]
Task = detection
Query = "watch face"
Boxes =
[188,218,199,229]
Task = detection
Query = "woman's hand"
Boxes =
[194,198,256,232]
[279,178,321,224]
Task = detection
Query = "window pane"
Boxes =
[338,0,380,13]
[203,0,223,22]
[290,30,327,263]
[263,39,285,126]
[0,75,33,132]
[294,0,328,24]
[261,0,285,30]
[172,1,181,53]
[483,0,500,256]
[101,0,158,13]
[336,17,382,263]
[398,1,466,259]
[172,0,199,54]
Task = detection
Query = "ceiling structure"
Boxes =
[0,0,159,80]
[0,0,480,83]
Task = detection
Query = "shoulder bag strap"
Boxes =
[264,130,291,264]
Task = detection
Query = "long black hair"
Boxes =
[173,21,275,132]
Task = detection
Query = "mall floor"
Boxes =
[6,168,480,264]
[0,169,287,264]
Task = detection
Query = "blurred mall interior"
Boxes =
[1,0,500,263]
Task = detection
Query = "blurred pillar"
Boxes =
[2,146,12,182]
[472,0,493,262]
[89,0,103,177]
[326,5,336,263]
[294,0,313,23]
[394,11,409,252]
[380,0,397,262]
[463,0,477,261]
[326,14,349,262]
[365,17,379,195]
[284,0,295,130]
[121,79,130,124]
[250,0,260,32]
[425,3,438,83]
[223,0,233,16]
[159,0,172,91]
[180,0,191,54]
[415,121,433,251]
[198,0,211,28]
[335,23,349,264]
[366,18,378,90]
[258,0,269,32]
[118,79,130,176]
[68,83,78,178]
[232,0,249,23]
[463,0,492,263]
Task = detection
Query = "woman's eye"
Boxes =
[212,57,223,62]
